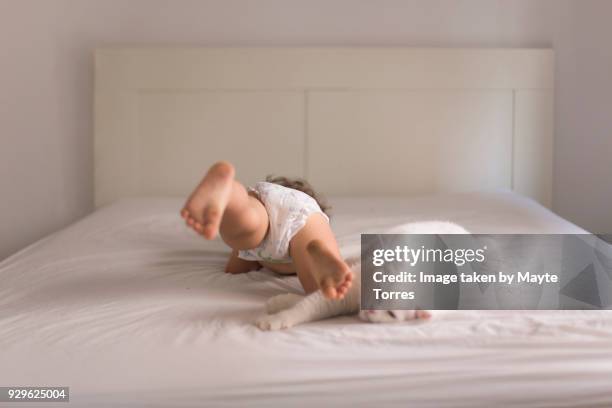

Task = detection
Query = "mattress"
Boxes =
[1,191,611,408]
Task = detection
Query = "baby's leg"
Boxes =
[290,214,353,299]
[181,161,268,250]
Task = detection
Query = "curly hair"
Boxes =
[265,175,331,216]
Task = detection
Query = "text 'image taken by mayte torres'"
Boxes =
[361,234,611,311]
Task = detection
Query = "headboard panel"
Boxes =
[94,47,553,207]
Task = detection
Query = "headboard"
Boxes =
[94,47,553,207]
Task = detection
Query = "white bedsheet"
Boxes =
[1,191,611,407]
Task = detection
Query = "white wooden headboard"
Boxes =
[94,47,553,207]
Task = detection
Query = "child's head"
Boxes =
[266,175,330,216]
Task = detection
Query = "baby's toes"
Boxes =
[345,271,353,282]
[320,278,338,299]
[186,216,195,227]
[338,282,351,295]
[336,275,352,296]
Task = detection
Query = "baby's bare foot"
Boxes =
[306,240,353,300]
[181,161,234,239]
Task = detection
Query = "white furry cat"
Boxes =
[256,221,468,330]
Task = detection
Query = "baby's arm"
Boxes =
[225,249,261,274]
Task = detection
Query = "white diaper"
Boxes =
[238,181,329,264]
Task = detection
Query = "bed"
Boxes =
[3,48,611,407]
[2,192,611,407]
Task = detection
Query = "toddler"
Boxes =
[181,161,353,299]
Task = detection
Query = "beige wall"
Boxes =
[1,0,610,260]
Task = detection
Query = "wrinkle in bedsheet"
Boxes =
[1,192,611,407]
